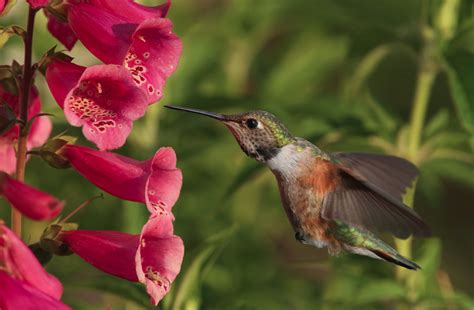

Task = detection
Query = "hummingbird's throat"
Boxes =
[225,122,281,162]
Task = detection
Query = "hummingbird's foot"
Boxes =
[294,231,305,242]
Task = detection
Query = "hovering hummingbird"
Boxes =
[165,105,431,270]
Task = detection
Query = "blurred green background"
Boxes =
[1,0,473,309]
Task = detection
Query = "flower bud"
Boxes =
[0,103,17,135]
[39,223,78,256]
[39,135,77,169]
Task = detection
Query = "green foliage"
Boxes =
[169,226,236,310]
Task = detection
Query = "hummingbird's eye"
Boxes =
[245,118,259,129]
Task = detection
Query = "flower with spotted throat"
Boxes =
[61,144,182,213]
[65,0,181,103]
[45,0,181,150]
[47,60,149,150]
[60,212,183,306]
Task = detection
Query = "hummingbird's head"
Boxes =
[165,105,294,162]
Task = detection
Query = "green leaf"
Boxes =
[170,226,236,310]
[0,25,25,48]
[355,280,406,304]
[263,32,348,102]
[443,53,474,145]
[416,239,442,297]
[451,291,474,309]
[422,158,474,187]
[424,109,449,138]
[344,43,415,98]
[77,277,150,308]
[449,18,474,54]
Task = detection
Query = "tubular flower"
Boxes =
[65,0,170,64]
[62,144,182,213]
[46,60,149,150]
[45,10,78,50]
[26,0,48,8]
[0,85,52,174]
[0,223,69,309]
[0,172,64,221]
[61,212,184,306]
[65,0,181,104]
[124,17,182,103]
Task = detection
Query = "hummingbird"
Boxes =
[165,105,431,270]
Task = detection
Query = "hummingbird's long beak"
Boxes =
[164,105,227,121]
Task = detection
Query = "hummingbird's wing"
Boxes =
[319,153,430,239]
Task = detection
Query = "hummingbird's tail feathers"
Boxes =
[338,225,422,270]
[322,153,431,239]
[370,249,421,270]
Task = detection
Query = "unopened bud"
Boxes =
[40,135,77,169]
[0,104,17,135]
[40,223,79,256]
[29,243,54,266]
[46,0,68,22]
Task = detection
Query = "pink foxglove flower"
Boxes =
[26,0,48,9]
[45,11,78,50]
[0,0,15,15]
[0,172,64,221]
[61,213,184,306]
[46,60,149,150]
[66,0,170,64]
[0,223,69,309]
[0,86,52,174]
[124,17,181,103]
[62,144,182,213]
[66,0,181,103]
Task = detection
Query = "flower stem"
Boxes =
[12,7,37,237]
[59,194,103,224]
[395,13,438,293]
[407,64,437,161]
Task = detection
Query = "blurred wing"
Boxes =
[320,153,430,239]
[331,152,419,200]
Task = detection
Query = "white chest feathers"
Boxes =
[266,143,308,178]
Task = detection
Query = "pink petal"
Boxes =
[46,59,85,109]
[27,89,52,150]
[0,173,64,221]
[124,18,182,103]
[145,147,182,213]
[0,137,16,174]
[0,272,70,310]
[66,0,170,64]
[61,230,139,281]
[0,224,64,300]
[63,145,182,210]
[0,86,51,173]
[0,0,16,16]
[64,64,148,150]
[135,213,184,305]
[45,11,78,50]
[26,0,47,9]
[28,113,53,150]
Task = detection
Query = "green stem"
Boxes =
[407,65,437,162]
[395,61,436,288]
[394,6,439,299]
[12,7,37,237]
